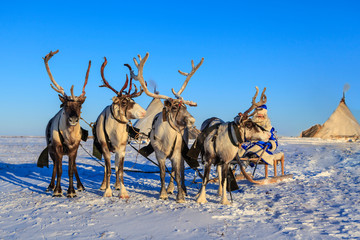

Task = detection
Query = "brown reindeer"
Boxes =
[196,87,271,204]
[93,57,146,198]
[130,52,204,203]
[43,50,91,197]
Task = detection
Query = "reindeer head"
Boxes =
[163,98,195,128]
[43,50,90,127]
[100,57,146,123]
[235,87,271,141]
[130,52,203,130]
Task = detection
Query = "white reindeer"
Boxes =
[43,50,91,197]
[130,53,204,203]
[94,57,146,198]
[196,87,272,204]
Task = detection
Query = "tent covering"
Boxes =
[301,98,360,140]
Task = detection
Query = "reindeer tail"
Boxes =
[37,146,49,168]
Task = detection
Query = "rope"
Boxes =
[80,117,94,129]
[79,117,203,188]
[79,143,161,173]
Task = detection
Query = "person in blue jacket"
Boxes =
[238,105,284,166]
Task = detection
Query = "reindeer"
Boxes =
[196,87,271,204]
[43,50,91,197]
[130,52,204,203]
[94,57,146,198]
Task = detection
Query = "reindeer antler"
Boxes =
[172,58,204,97]
[80,60,91,98]
[43,50,65,96]
[124,64,143,98]
[131,53,171,100]
[131,53,203,106]
[100,57,121,95]
[242,86,267,118]
[171,58,204,106]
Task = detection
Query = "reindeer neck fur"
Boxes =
[162,107,185,134]
[103,105,129,149]
[150,112,182,157]
[49,108,81,152]
[110,103,129,124]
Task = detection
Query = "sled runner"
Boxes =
[236,146,293,185]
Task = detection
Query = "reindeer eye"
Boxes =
[121,99,128,106]
[245,121,253,128]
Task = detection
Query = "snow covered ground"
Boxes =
[0,136,359,239]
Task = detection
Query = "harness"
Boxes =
[139,105,199,168]
[57,118,69,154]
[93,105,129,158]
[187,122,221,161]
[228,122,244,147]
[110,103,129,124]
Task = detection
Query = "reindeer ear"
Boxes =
[112,96,120,104]
[59,95,66,103]
[164,99,172,108]
[78,96,86,104]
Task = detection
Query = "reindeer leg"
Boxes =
[196,158,213,204]
[180,156,187,196]
[100,166,107,190]
[157,153,168,200]
[217,165,223,196]
[166,170,175,194]
[174,157,185,203]
[220,163,231,205]
[114,152,121,190]
[74,163,84,191]
[47,153,56,192]
[102,150,112,197]
[116,150,129,199]
[67,151,77,198]
[53,151,63,197]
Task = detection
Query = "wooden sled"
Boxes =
[236,148,293,185]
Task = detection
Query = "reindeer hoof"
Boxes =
[99,183,106,190]
[120,194,130,199]
[52,192,63,197]
[77,185,85,192]
[67,192,77,198]
[159,195,168,200]
[176,198,186,203]
[103,188,113,197]
[221,200,231,205]
[196,198,207,204]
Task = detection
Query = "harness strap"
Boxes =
[103,109,114,152]
[162,107,184,134]
[187,123,221,160]
[228,122,243,147]
[110,104,128,124]
[57,115,69,154]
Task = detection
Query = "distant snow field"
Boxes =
[0,136,360,239]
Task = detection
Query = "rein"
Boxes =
[228,122,245,147]
[162,106,184,134]
[110,104,129,124]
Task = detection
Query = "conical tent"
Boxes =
[302,95,360,140]
[313,98,360,140]
[133,98,163,136]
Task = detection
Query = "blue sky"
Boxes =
[1,1,360,136]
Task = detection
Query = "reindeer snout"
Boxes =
[139,110,146,119]
[185,116,195,127]
[68,116,79,126]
